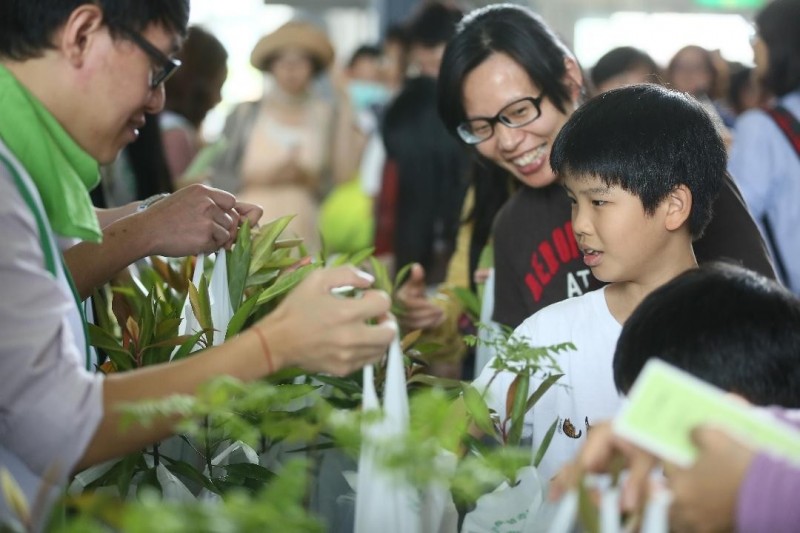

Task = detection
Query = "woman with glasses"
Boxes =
[394,4,777,382]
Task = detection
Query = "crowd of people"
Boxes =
[1,0,799,530]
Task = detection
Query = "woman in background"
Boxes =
[162,25,228,184]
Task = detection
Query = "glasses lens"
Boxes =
[501,98,540,127]
[457,119,492,144]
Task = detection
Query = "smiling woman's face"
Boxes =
[461,52,578,189]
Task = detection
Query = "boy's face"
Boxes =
[563,173,673,284]
[461,52,577,189]
[71,21,179,164]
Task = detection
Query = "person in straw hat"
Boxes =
[212,20,362,252]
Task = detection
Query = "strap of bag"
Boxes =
[763,104,800,158]
[760,105,800,285]
[0,151,92,370]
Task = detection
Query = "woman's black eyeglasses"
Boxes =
[457,95,545,145]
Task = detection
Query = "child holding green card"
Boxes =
[551,263,800,532]
[472,83,725,481]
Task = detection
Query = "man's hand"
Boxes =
[260,266,396,376]
[142,184,261,256]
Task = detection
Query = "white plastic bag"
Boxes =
[354,337,421,533]
[173,253,206,359]
[461,465,544,533]
[208,249,234,346]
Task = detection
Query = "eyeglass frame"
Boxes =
[117,26,181,90]
[456,95,545,145]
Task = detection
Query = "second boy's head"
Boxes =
[550,84,725,283]
[614,263,800,408]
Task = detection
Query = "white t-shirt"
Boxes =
[473,287,623,482]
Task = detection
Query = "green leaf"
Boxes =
[452,286,481,319]
[524,373,563,413]
[406,374,463,389]
[273,238,304,249]
[462,384,497,438]
[250,215,294,275]
[506,373,530,447]
[171,330,207,361]
[347,247,375,267]
[393,262,413,291]
[88,323,133,371]
[369,256,392,294]
[312,374,362,395]
[188,276,213,346]
[135,466,162,499]
[161,457,218,493]
[533,418,558,468]
[154,317,183,341]
[116,452,144,498]
[256,264,316,305]
[247,268,280,288]
[226,293,259,340]
[228,219,252,313]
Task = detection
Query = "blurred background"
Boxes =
[189,0,762,140]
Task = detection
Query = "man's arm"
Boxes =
[66,184,262,299]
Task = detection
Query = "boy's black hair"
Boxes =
[405,2,463,49]
[437,3,576,140]
[0,0,190,61]
[755,0,800,97]
[348,44,383,68]
[550,84,725,239]
[613,262,800,408]
[591,46,661,90]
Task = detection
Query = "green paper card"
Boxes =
[614,359,800,467]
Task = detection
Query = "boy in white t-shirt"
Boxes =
[473,84,726,481]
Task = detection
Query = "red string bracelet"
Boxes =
[251,326,274,374]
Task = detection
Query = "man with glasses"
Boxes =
[0,1,395,524]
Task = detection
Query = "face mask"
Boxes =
[347,80,391,111]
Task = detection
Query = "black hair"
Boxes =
[614,262,800,408]
[165,26,227,129]
[666,45,718,99]
[727,65,756,115]
[348,44,382,68]
[0,0,190,61]
[591,46,661,90]
[550,84,725,239]
[385,24,409,48]
[405,2,463,48]
[466,161,516,289]
[437,4,576,139]
[755,0,800,97]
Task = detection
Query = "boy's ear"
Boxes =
[563,57,584,107]
[58,4,105,67]
[664,184,692,231]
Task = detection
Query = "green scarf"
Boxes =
[0,65,101,242]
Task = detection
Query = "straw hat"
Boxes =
[250,21,335,73]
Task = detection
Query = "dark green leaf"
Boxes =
[462,384,497,438]
[228,219,252,313]
[225,293,259,340]
[256,264,316,305]
[250,215,294,275]
[524,373,563,413]
[533,418,558,468]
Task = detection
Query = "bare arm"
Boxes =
[77,266,396,470]
[65,184,263,299]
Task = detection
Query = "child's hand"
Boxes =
[548,421,657,512]
[668,426,755,533]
